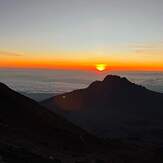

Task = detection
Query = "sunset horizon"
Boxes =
[1,0,163,72]
[1,49,163,71]
[1,1,163,162]
[0,60,163,71]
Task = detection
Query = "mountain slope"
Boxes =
[0,82,100,159]
[42,75,163,140]
[1,80,163,162]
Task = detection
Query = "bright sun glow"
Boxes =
[96,64,107,71]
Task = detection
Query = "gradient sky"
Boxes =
[0,0,163,70]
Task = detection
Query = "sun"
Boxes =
[96,64,107,71]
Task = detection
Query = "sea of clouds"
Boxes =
[0,69,163,94]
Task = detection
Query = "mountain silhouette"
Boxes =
[42,75,163,141]
[0,82,101,161]
[1,80,163,162]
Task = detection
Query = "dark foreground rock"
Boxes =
[0,80,163,162]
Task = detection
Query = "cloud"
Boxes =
[127,43,163,55]
[0,51,23,56]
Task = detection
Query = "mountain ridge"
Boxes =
[0,81,101,156]
[42,75,163,140]
[1,78,163,162]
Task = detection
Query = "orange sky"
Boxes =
[1,1,163,71]
[0,51,163,71]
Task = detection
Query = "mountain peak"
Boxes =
[103,75,130,84]
[103,74,121,80]
[88,75,131,90]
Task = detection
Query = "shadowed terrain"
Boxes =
[0,82,103,162]
[42,75,163,142]
[1,79,163,162]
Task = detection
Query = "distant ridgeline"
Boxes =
[42,75,163,142]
